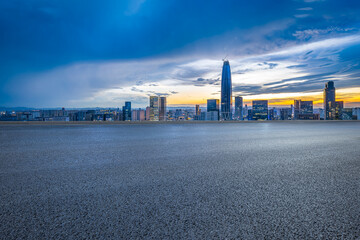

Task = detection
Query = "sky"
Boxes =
[1,0,360,108]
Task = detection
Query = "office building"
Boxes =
[221,60,232,120]
[293,100,315,120]
[300,101,313,114]
[252,100,268,120]
[243,104,248,120]
[206,111,219,121]
[149,96,159,121]
[280,108,292,120]
[195,105,201,116]
[207,99,219,112]
[341,108,353,120]
[194,105,201,120]
[207,99,219,121]
[268,108,275,120]
[159,97,167,121]
[132,109,145,121]
[145,107,150,120]
[324,81,336,120]
[293,100,301,120]
[354,108,360,120]
[335,101,344,120]
[122,101,131,121]
[234,96,243,120]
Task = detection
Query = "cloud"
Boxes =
[3,33,360,107]
[131,87,144,92]
[233,85,263,95]
[293,27,357,40]
[286,64,308,69]
[294,14,310,18]
[297,7,313,11]
[193,78,220,87]
[1,0,360,107]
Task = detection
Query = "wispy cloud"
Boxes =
[1,0,360,107]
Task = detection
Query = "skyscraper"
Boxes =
[293,100,301,120]
[252,100,268,120]
[324,81,336,120]
[207,99,219,112]
[131,108,145,121]
[234,96,243,120]
[207,99,219,121]
[280,108,292,120]
[195,105,200,116]
[159,96,167,121]
[293,100,315,120]
[149,96,159,121]
[194,104,201,120]
[221,60,232,120]
[300,101,313,115]
[335,101,343,120]
[145,107,150,121]
[122,101,131,121]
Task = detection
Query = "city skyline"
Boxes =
[1,1,360,108]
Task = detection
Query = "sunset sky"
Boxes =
[1,0,360,108]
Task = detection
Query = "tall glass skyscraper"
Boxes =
[149,96,159,121]
[122,101,131,121]
[221,60,232,120]
[324,81,336,120]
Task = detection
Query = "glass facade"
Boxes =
[207,99,219,121]
[159,97,167,121]
[122,101,131,121]
[221,60,232,120]
[324,81,336,120]
[234,96,243,120]
[149,96,159,121]
[252,100,268,120]
[300,101,313,115]
[335,101,343,120]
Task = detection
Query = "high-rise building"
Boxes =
[159,97,167,121]
[354,108,360,120]
[335,101,344,120]
[221,60,232,120]
[132,108,145,121]
[252,100,268,120]
[195,105,200,116]
[234,96,243,120]
[122,101,131,121]
[341,108,353,120]
[293,100,301,120]
[324,81,336,120]
[244,104,248,120]
[293,100,314,120]
[207,99,219,112]
[207,99,219,121]
[145,107,150,120]
[268,108,275,120]
[280,108,292,120]
[300,101,313,115]
[194,104,201,120]
[149,96,159,121]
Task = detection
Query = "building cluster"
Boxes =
[1,60,359,122]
